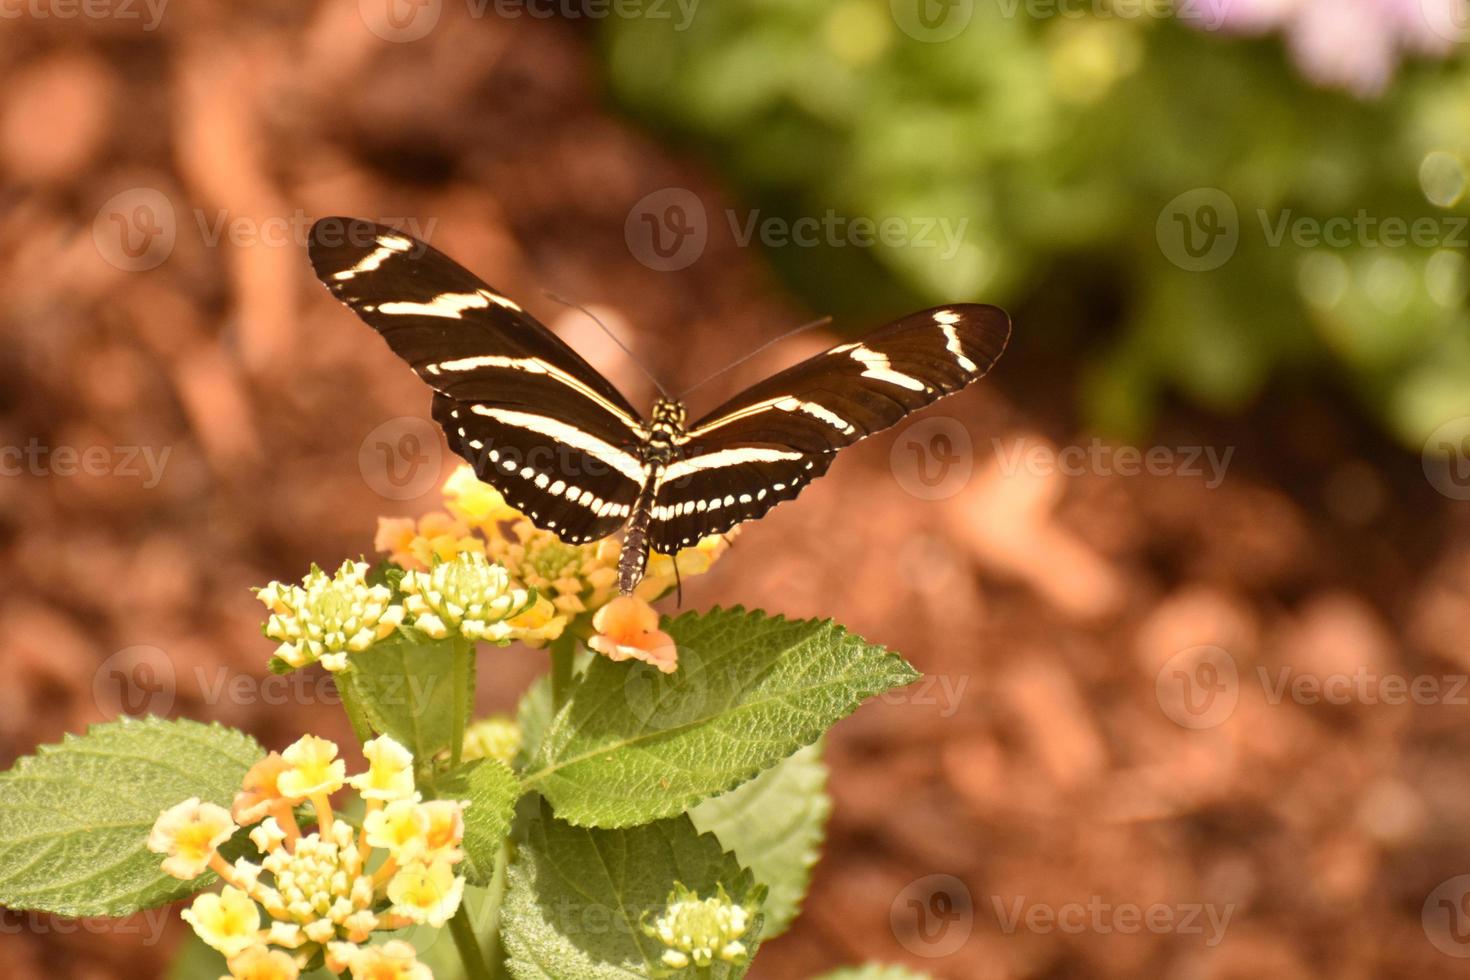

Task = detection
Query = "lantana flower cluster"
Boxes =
[373,464,733,672]
[256,561,403,673]
[255,550,560,673]
[148,734,467,979]
[642,883,752,971]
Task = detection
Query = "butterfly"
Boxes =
[308,217,1011,594]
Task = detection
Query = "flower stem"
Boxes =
[451,636,474,770]
[550,631,577,711]
[482,839,511,977]
[449,901,495,980]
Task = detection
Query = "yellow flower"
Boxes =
[643,883,751,970]
[504,592,567,647]
[348,736,416,802]
[256,561,404,671]
[420,800,466,862]
[225,945,299,980]
[488,520,619,616]
[635,532,735,602]
[249,818,287,855]
[259,819,376,940]
[148,798,238,880]
[443,465,521,532]
[362,799,429,860]
[462,716,521,766]
[232,754,291,826]
[588,595,678,674]
[399,552,538,643]
[277,735,346,800]
[336,939,433,980]
[183,886,261,958]
[387,859,465,927]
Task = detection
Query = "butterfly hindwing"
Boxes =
[650,304,1011,551]
[650,450,833,553]
[432,395,637,543]
[309,218,647,542]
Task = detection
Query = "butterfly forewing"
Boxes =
[309,218,645,542]
[651,304,1011,551]
[685,304,1010,450]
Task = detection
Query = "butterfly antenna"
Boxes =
[676,315,833,399]
[543,291,674,401]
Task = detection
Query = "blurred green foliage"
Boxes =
[601,1,1470,445]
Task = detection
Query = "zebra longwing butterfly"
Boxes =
[309,218,1011,593]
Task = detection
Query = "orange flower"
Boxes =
[587,596,678,673]
[232,753,291,826]
[225,944,299,980]
[635,531,736,602]
[374,513,482,571]
[373,518,418,566]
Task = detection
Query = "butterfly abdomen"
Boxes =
[618,468,663,594]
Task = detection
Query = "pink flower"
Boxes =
[1182,0,1463,97]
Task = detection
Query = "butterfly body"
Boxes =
[308,218,1010,594]
[611,397,682,591]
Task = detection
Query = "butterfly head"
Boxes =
[650,398,687,431]
[646,398,688,461]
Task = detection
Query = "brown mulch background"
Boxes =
[5,5,1470,978]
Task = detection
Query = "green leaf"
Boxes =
[813,967,936,980]
[0,717,262,916]
[341,631,470,763]
[503,800,763,979]
[689,742,828,938]
[524,607,917,828]
[436,758,523,886]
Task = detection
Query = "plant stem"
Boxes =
[550,631,577,711]
[449,902,495,980]
[451,636,473,769]
[483,839,511,977]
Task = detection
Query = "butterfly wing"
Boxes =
[309,217,647,542]
[651,304,1010,551]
